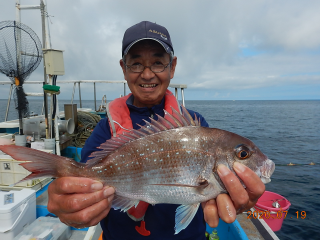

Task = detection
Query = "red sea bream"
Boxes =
[0,107,275,234]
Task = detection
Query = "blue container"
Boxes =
[206,219,248,240]
[61,146,82,162]
[36,183,53,218]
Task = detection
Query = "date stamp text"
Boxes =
[247,210,306,219]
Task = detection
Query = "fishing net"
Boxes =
[0,20,42,122]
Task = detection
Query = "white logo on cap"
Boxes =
[160,35,167,40]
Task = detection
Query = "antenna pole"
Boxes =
[15,0,24,134]
[43,0,52,49]
[16,0,21,22]
[42,0,54,139]
[40,0,50,139]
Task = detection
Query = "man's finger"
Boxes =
[233,162,265,207]
[59,194,111,228]
[60,197,113,228]
[202,199,219,228]
[58,186,114,213]
[217,164,249,212]
[50,177,104,194]
[216,194,236,223]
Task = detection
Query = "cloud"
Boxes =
[0,0,319,100]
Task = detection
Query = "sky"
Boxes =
[0,0,320,101]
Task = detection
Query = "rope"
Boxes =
[275,162,317,166]
[69,111,101,148]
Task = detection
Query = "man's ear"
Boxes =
[120,59,127,80]
[170,56,177,79]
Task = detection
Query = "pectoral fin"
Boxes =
[111,195,139,212]
[175,203,200,234]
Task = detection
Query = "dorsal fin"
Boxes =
[171,107,189,126]
[149,117,167,131]
[164,109,182,127]
[87,107,200,166]
[181,105,196,126]
[155,114,175,129]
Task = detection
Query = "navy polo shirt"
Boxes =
[81,96,209,240]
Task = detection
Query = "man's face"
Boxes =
[120,40,177,108]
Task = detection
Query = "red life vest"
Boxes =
[107,89,181,137]
[106,89,181,236]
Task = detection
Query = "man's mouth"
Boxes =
[140,84,157,88]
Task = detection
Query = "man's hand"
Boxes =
[202,162,265,227]
[47,177,115,229]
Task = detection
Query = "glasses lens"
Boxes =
[151,63,165,73]
[130,64,144,73]
[128,63,167,73]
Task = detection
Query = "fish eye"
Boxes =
[235,144,251,160]
[239,150,248,158]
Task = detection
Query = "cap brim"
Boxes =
[123,38,172,56]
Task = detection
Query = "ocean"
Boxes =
[1,99,319,240]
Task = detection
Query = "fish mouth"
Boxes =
[260,159,275,184]
[261,176,271,184]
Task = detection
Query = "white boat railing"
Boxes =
[1,80,187,121]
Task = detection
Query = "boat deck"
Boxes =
[237,214,265,240]
[237,211,279,240]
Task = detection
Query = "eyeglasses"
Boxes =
[124,59,172,73]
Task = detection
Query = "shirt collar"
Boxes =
[126,94,165,114]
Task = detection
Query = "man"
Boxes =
[47,21,265,239]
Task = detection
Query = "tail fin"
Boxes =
[0,145,84,185]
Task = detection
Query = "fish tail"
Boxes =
[0,145,84,185]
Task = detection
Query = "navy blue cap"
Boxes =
[122,21,174,56]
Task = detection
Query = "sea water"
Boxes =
[1,99,319,240]
[186,100,320,240]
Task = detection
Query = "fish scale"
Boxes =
[87,127,227,206]
[0,106,275,234]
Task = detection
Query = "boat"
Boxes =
[0,1,284,239]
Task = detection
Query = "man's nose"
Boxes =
[141,66,155,80]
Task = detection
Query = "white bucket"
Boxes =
[14,135,26,147]
[44,138,55,154]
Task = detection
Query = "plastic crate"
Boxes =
[0,149,52,187]
[0,189,36,240]
[14,216,71,240]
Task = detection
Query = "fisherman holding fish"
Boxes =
[0,21,271,240]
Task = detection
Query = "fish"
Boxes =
[0,106,275,234]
